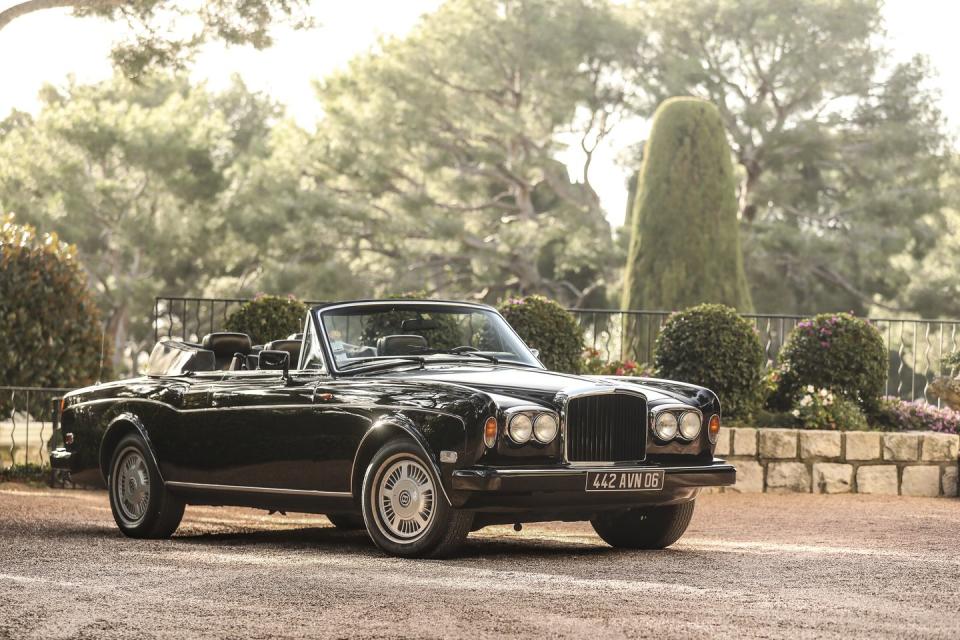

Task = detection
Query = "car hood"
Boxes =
[382,364,713,409]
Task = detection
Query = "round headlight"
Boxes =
[654,412,678,441]
[507,413,533,444]
[533,413,559,443]
[679,412,701,440]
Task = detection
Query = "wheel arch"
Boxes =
[98,413,164,485]
[350,414,453,506]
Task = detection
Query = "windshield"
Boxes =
[317,303,542,371]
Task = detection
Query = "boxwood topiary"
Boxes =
[0,214,102,393]
[654,304,764,418]
[498,295,583,373]
[769,312,886,414]
[224,295,308,345]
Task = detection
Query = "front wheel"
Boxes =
[591,501,695,549]
[361,440,472,558]
[108,433,184,539]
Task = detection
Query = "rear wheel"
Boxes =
[108,433,184,539]
[361,440,472,558]
[591,501,695,549]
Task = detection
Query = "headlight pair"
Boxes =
[653,409,702,442]
[506,410,559,445]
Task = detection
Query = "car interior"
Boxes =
[148,330,435,376]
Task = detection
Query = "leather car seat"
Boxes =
[264,339,302,369]
[376,335,428,356]
[201,332,253,370]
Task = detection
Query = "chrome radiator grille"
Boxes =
[565,392,646,463]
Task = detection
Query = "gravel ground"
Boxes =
[0,483,958,639]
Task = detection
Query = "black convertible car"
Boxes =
[53,300,735,557]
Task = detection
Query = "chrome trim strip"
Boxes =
[164,481,352,498]
[453,462,737,478]
[65,397,464,422]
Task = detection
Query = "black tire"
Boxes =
[590,500,696,549]
[326,513,365,530]
[361,440,473,558]
[108,433,184,539]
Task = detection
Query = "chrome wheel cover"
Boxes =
[113,447,150,526]
[373,454,436,544]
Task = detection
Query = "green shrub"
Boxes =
[654,304,764,418]
[0,214,102,390]
[498,295,583,373]
[769,313,886,413]
[791,385,868,431]
[224,295,307,345]
[942,351,960,377]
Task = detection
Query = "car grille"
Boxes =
[565,392,646,463]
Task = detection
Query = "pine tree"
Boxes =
[622,97,753,313]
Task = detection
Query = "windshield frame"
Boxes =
[313,300,545,375]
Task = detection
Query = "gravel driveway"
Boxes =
[0,483,957,639]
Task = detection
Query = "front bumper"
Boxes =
[50,447,74,470]
[449,459,736,512]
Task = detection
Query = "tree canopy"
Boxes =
[0,73,313,372]
[0,0,313,77]
[307,0,644,307]
[635,0,950,314]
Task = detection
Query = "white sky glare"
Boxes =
[1,0,957,227]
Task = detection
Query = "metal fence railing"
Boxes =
[154,297,960,404]
[0,386,69,470]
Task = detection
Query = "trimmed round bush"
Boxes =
[224,295,307,345]
[654,304,764,418]
[0,214,102,390]
[498,295,583,373]
[770,312,886,413]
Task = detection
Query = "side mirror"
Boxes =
[259,349,290,381]
[530,348,540,359]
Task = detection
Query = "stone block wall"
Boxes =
[712,428,959,496]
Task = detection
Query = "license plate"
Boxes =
[586,470,664,492]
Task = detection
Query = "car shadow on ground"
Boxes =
[168,524,690,563]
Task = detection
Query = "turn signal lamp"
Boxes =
[483,416,498,448]
[708,414,721,443]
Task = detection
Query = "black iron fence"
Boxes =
[154,296,960,403]
[0,386,69,470]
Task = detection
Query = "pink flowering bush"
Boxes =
[768,312,886,414]
[581,348,653,377]
[875,396,960,434]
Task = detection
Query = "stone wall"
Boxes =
[713,428,959,497]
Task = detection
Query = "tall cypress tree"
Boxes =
[622,97,753,313]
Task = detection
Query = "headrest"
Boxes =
[201,332,252,357]
[377,334,428,356]
[265,339,301,363]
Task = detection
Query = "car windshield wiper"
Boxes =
[337,356,425,374]
[410,348,500,364]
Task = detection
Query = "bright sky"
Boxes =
[1,0,957,227]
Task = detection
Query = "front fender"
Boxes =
[351,411,466,505]
[98,412,165,485]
